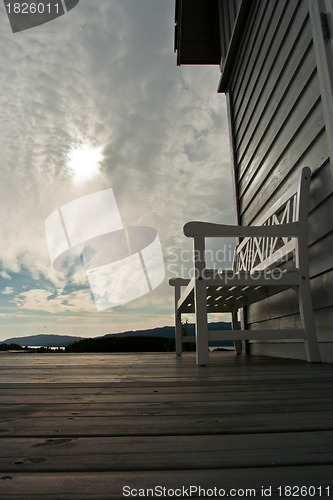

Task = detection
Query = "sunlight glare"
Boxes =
[67,143,103,181]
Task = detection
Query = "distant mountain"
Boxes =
[1,322,233,348]
[0,334,85,347]
[103,325,177,339]
[66,322,234,353]
[102,322,233,340]
[65,335,180,353]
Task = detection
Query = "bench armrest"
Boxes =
[169,278,191,287]
[183,221,299,238]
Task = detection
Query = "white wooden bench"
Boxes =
[169,167,321,365]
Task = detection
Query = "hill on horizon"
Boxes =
[1,322,233,347]
[102,321,233,340]
[0,334,85,347]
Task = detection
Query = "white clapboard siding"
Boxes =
[219,0,333,361]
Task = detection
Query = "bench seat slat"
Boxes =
[210,285,291,312]
[179,284,293,313]
[178,269,299,292]
[178,271,299,313]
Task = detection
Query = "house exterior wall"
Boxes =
[218,0,242,62]
[221,0,333,362]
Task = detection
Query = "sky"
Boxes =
[0,0,234,341]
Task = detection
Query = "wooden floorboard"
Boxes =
[0,351,333,499]
[1,431,333,471]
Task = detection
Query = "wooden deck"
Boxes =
[0,351,333,499]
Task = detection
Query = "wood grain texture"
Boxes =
[0,352,332,498]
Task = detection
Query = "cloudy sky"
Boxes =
[0,0,233,341]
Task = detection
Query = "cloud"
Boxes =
[0,0,232,338]
[0,313,15,319]
[12,288,96,314]
[0,271,12,279]
[0,1,230,262]
[1,287,14,295]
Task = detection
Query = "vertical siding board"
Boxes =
[226,92,242,225]
[235,1,308,166]
[308,232,333,279]
[228,0,236,38]
[311,160,333,209]
[229,0,267,110]
[240,97,325,222]
[229,0,235,25]
[309,0,333,179]
[224,0,231,56]
[237,26,312,180]
[219,0,242,63]
[238,41,317,200]
[308,197,333,249]
[242,130,329,226]
[233,0,292,139]
[222,2,229,62]
[232,0,280,121]
[239,71,322,211]
[219,1,227,63]
[235,0,242,12]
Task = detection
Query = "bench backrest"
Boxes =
[232,167,311,273]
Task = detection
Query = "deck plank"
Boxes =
[0,352,333,499]
[0,431,333,472]
[1,411,333,437]
[0,466,332,499]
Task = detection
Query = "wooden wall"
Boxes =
[223,0,333,362]
[219,0,242,62]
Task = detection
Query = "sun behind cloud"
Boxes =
[67,143,103,181]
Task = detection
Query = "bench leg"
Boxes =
[298,279,321,362]
[193,236,209,366]
[175,311,182,356]
[232,311,242,355]
[194,278,209,366]
[174,284,182,357]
